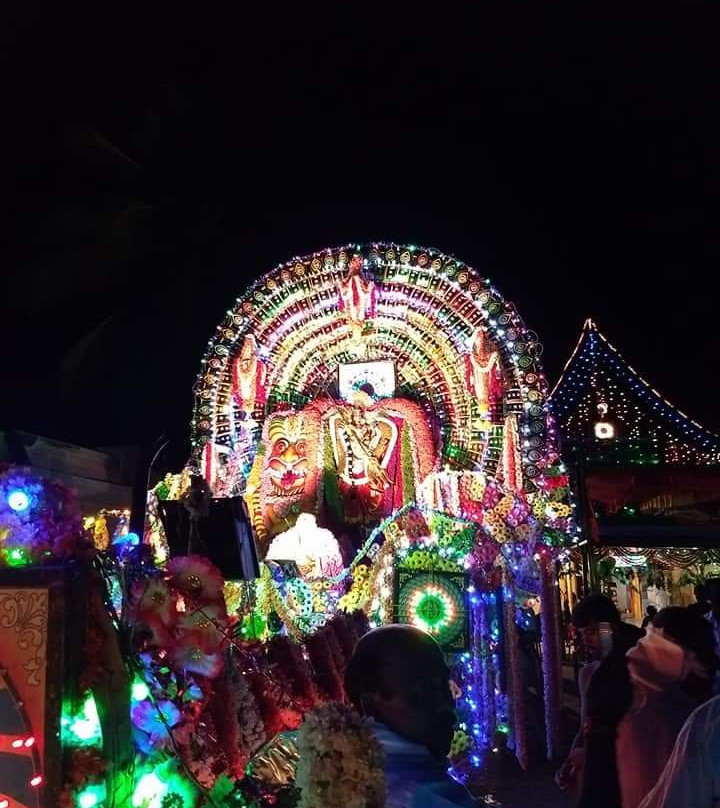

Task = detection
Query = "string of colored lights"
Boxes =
[192,244,556,486]
[551,319,720,464]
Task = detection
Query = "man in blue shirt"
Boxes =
[344,625,479,807]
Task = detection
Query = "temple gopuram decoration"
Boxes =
[551,319,720,617]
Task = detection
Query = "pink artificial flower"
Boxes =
[170,630,224,678]
[131,577,176,625]
[167,555,225,603]
[141,613,175,648]
[177,603,228,652]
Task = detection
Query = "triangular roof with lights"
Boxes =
[550,319,720,465]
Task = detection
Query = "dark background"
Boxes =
[2,5,719,460]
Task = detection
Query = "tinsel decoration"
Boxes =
[501,415,523,492]
[208,655,245,778]
[539,555,562,760]
[325,625,346,691]
[305,628,344,702]
[179,706,228,789]
[327,613,356,665]
[229,659,266,761]
[267,635,317,710]
[247,664,302,739]
[502,580,528,769]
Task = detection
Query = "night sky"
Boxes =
[2,6,719,461]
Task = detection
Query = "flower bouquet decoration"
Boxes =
[296,703,385,808]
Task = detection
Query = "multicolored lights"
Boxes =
[192,244,557,489]
[552,319,720,464]
[408,584,456,635]
[61,691,102,746]
[6,489,30,512]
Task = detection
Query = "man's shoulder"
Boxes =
[673,694,720,759]
[688,694,720,732]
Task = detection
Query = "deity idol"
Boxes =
[232,335,267,417]
[246,393,437,538]
[465,327,502,418]
[326,392,399,522]
[245,408,321,543]
[339,255,376,344]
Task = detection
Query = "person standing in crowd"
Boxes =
[642,604,658,629]
[704,578,720,693]
[556,595,643,801]
[687,583,711,616]
[614,607,716,808]
[344,625,474,808]
[568,596,644,808]
[638,694,720,808]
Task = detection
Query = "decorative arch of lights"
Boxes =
[191,243,556,486]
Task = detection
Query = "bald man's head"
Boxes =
[344,625,456,758]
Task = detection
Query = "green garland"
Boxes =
[321,422,343,522]
[401,424,415,505]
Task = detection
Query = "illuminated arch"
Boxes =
[192,243,554,487]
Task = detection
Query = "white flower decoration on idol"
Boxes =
[265,513,343,579]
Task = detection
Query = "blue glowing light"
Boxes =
[112,531,140,548]
[7,489,30,512]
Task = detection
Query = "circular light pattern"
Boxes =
[396,570,468,651]
[593,421,615,440]
[192,243,557,486]
[7,489,30,512]
[409,585,455,635]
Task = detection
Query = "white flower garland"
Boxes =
[296,703,385,808]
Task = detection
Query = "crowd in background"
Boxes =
[327,581,720,807]
[557,581,720,808]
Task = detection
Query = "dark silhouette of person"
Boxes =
[642,604,658,629]
[344,625,474,807]
[557,594,643,802]
[687,583,711,616]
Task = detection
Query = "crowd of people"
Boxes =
[337,581,720,807]
[557,581,720,808]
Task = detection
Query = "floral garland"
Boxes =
[539,554,562,760]
[502,577,528,770]
[305,627,344,702]
[127,554,234,795]
[295,703,385,808]
[338,564,371,612]
[267,635,317,711]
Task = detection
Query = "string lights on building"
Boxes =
[550,319,720,465]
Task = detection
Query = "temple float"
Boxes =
[0,244,577,807]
